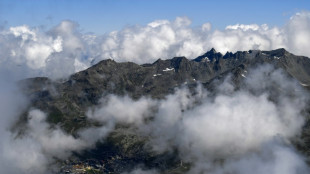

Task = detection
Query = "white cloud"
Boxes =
[225,24,261,31]
[8,25,63,69]
[210,142,309,174]
[9,25,37,42]
[97,11,310,63]
[87,95,155,125]
[180,91,303,158]
[98,17,209,64]
[27,109,88,158]
[201,23,212,32]
[52,21,83,51]
[0,21,90,79]
[0,79,48,174]
[284,11,310,57]
[0,11,310,79]
[78,95,156,145]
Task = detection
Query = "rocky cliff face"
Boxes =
[19,48,310,173]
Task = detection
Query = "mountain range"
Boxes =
[19,48,310,173]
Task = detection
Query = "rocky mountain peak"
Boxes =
[194,48,223,62]
[264,48,288,57]
[209,47,217,53]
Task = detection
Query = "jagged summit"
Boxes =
[223,51,234,59]
[263,48,288,57]
[209,47,217,53]
[194,48,224,62]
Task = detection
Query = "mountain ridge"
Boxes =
[20,48,310,129]
[17,48,310,173]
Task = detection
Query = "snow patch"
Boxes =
[153,74,162,77]
[163,67,175,72]
[203,57,210,62]
[300,83,309,87]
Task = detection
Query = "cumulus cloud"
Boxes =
[0,11,310,79]
[285,11,310,57]
[6,25,62,69]
[97,17,208,64]
[0,21,91,79]
[96,11,310,64]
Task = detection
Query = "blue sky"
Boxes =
[0,0,309,34]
